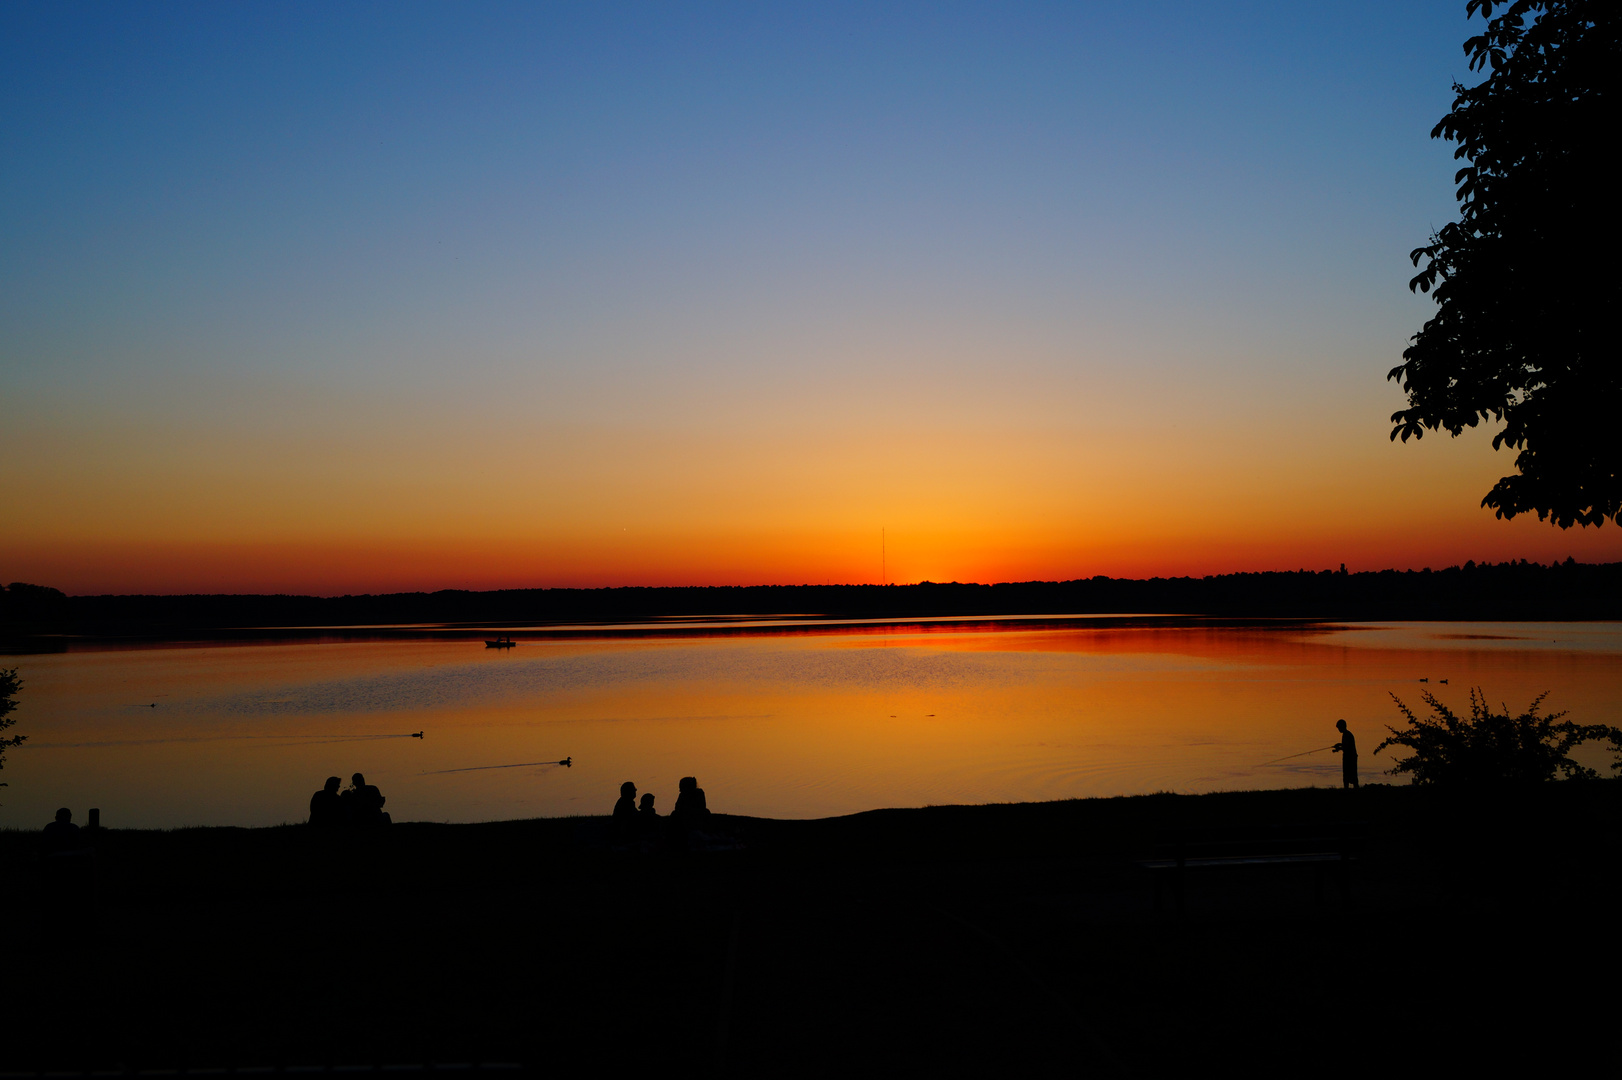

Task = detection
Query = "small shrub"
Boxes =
[0,667,22,783]
[1376,688,1619,786]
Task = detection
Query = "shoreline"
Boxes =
[4,777,1610,845]
[0,781,1405,837]
[0,612,1333,653]
[10,611,1621,655]
[5,780,1617,1072]
[7,562,1621,644]
[6,774,1614,838]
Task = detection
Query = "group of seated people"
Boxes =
[308,772,392,826]
[612,775,710,845]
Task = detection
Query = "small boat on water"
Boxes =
[485,636,517,648]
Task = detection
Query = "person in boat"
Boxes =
[343,772,391,825]
[42,807,82,855]
[1331,719,1358,789]
[669,776,710,829]
[309,776,343,826]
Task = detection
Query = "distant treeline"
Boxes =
[3,559,1620,640]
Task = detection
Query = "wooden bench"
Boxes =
[1134,823,1364,913]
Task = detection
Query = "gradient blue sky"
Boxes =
[4,2,1614,593]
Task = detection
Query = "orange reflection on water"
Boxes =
[4,621,1619,828]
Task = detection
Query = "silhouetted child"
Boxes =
[613,781,638,843]
[638,792,659,839]
[1332,719,1358,788]
[670,776,710,828]
[309,776,343,826]
[42,807,81,855]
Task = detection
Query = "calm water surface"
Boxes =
[4,620,1619,828]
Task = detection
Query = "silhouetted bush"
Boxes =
[1375,688,1620,786]
[0,667,23,783]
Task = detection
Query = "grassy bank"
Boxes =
[5,782,1618,1075]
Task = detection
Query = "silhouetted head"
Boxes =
[324,776,341,793]
[1336,719,1348,732]
[679,776,697,793]
[620,781,636,798]
[55,807,72,823]
[639,793,654,810]
[352,772,366,787]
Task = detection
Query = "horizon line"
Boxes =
[9,555,1612,600]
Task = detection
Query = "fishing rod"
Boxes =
[1254,744,1338,768]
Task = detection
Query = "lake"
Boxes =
[4,618,1619,828]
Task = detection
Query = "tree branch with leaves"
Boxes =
[1389,0,1620,527]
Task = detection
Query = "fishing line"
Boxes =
[1253,744,1338,768]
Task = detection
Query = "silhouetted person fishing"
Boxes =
[308,776,343,826]
[42,807,82,854]
[1332,719,1358,788]
[342,772,391,825]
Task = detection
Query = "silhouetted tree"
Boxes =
[1389,1,1620,527]
[0,668,23,785]
[1376,687,1619,785]
[0,582,68,634]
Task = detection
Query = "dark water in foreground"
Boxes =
[4,619,1618,828]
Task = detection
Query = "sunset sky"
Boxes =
[4,2,1618,595]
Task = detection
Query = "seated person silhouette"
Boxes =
[342,772,391,825]
[612,781,638,843]
[638,792,659,838]
[308,776,343,826]
[669,776,710,829]
[42,807,82,855]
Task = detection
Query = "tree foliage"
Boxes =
[1389,1,1620,527]
[0,581,69,634]
[0,667,23,783]
[1375,687,1618,786]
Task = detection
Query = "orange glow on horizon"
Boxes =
[8,372,1621,595]
[5,509,1618,597]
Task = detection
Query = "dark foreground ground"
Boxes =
[5,783,1620,1076]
